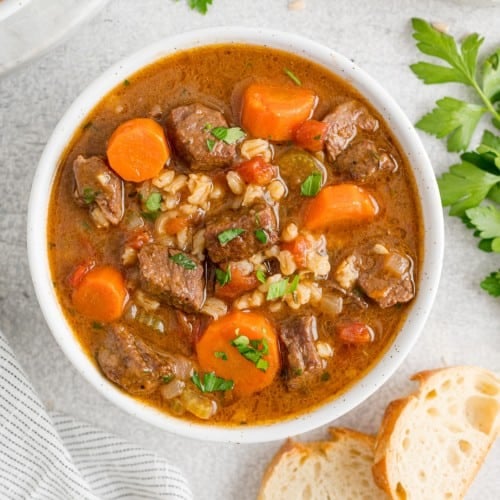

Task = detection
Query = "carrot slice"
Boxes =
[72,265,128,322]
[196,311,280,397]
[107,118,170,182]
[241,84,316,141]
[304,184,379,231]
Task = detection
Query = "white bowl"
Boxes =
[28,28,444,443]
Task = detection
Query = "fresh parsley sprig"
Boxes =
[437,131,500,297]
[411,18,500,151]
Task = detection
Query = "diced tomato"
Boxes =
[68,260,95,288]
[337,322,374,344]
[294,119,329,152]
[215,264,259,301]
[126,229,153,250]
[236,157,277,186]
[161,215,190,236]
[281,235,313,268]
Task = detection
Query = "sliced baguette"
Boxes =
[372,366,500,500]
[258,427,388,500]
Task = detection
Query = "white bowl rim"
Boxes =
[28,27,444,443]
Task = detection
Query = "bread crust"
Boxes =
[372,366,500,500]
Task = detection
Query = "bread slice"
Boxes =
[372,366,500,499]
[258,427,388,500]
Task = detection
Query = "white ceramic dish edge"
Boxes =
[27,27,444,443]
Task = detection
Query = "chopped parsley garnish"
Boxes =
[231,335,269,372]
[82,188,97,204]
[206,138,216,152]
[255,228,268,244]
[313,134,322,140]
[91,321,103,330]
[169,252,197,270]
[215,267,231,286]
[210,126,246,144]
[191,371,234,392]
[217,228,245,245]
[162,374,175,384]
[300,172,322,197]
[256,269,267,284]
[82,122,92,131]
[123,79,131,86]
[321,372,331,382]
[145,192,162,212]
[214,351,228,360]
[266,275,300,301]
[284,68,302,86]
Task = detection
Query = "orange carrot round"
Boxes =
[241,83,316,141]
[304,184,379,231]
[72,265,128,322]
[196,311,280,397]
[107,118,170,182]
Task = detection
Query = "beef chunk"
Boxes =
[96,324,173,395]
[73,155,124,225]
[204,204,278,263]
[335,139,397,181]
[279,316,322,390]
[138,244,205,312]
[322,100,379,162]
[335,243,415,308]
[358,248,414,308]
[168,103,236,170]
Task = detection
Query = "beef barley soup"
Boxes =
[48,45,422,425]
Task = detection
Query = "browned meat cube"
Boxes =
[204,204,278,263]
[138,244,205,312]
[334,139,397,181]
[96,324,174,395]
[168,103,237,170]
[357,248,415,308]
[73,155,124,225]
[322,100,379,162]
[279,316,322,390]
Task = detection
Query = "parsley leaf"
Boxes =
[416,97,485,152]
[231,335,269,372]
[206,138,216,152]
[266,275,300,300]
[466,205,500,250]
[480,270,500,297]
[215,267,231,286]
[211,126,246,144]
[437,160,500,216]
[214,351,228,360]
[169,252,197,270]
[411,18,500,151]
[300,172,322,196]
[82,188,97,204]
[254,228,268,243]
[256,269,267,283]
[217,228,245,245]
[186,0,213,15]
[191,371,234,392]
[284,68,302,86]
[482,50,500,103]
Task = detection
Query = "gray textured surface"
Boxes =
[1,0,499,498]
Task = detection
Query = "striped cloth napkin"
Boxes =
[0,329,193,500]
